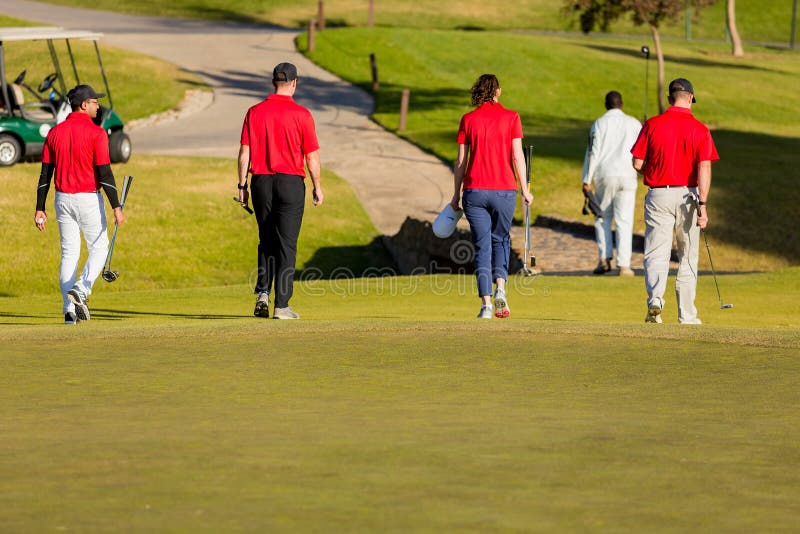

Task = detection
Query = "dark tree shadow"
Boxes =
[580,44,782,73]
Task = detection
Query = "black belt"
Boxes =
[649,185,688,189]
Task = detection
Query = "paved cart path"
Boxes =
[3,0,454,236]
[4,0,648,274]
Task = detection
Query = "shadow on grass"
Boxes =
[299,238,396,279]
[710,129,800,263]
[580,44,781,73]
[90,309,250,320]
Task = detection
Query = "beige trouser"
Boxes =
[643,186,700,323]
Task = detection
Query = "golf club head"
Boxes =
[721,303,733,309]
[102,270,119,283]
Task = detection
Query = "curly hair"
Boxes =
[471,74,499,107]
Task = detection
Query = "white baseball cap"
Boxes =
[432,204,464,238]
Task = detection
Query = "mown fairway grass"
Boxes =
[301,29,800,270]
[34,0,799,44]
[1,276,799,531]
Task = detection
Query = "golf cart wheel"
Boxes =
[109,130,132,163]
[0,134,22,166]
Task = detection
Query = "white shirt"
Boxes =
[581,108,642,185]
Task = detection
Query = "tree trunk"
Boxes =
[727,0,745,56]
[651,25,665,114]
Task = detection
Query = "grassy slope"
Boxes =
[33,0,798,44]
[0,34,205,122]
[1,156,390,297]
[1,277,799,531]
[301,29,800,270]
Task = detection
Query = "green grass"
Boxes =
[33,0,800,44]
[1,274,799,531]
[1,156,390,297]
[301,28,800,270]
[0,22,206,122]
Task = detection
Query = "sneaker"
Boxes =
[64,312,79,325]
[645,303,662,323]
[680,318,703,325]
[253,291,270,318]
[273,306,300,320]
[477,304,493,319]
[619,266,635,277]
[67,286,90,321]
[593,259,612,275]
[493,288,510,318]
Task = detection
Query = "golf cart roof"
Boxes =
[0,27,102,42]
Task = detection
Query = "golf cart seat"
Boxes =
[3,82,56,122]
[0,83,23,114]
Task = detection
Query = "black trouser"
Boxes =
[251,173,306,308]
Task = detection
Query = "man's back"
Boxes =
[632,106,718,187]
[588,108,641,179]
[241,94,318,177]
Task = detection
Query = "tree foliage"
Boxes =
[564,0,716,33]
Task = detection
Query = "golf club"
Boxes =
[232,197,254,214]
[641,45,650,122]
[702,230,733,310]
[102,175,133,283]
[521,144,537,276]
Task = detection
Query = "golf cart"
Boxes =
[0,27,131,166]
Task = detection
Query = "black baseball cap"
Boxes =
[67,84,105,107]
[272,62,297,82]
[668,78,696,103]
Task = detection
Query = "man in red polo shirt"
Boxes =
[237,62,323,319]
[631,78,719,324]
[34,84,125,324]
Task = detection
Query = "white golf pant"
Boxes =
[594,175,636,267]
[54,191,108,313]
[643,187,700,323]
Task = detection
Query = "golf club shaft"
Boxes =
[104,175,132,271]
[525,145,535,266]
[702,230,724,306]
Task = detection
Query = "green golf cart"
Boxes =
[0,27,131,166]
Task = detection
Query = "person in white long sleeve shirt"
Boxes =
[581,91,642,275]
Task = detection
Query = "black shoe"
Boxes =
[67,286,90,321]
[64,312,79,325]
[253,292,270,318]
[592,259,612,275]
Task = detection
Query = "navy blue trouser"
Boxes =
[251,173,306,308]
[462,188,517,297]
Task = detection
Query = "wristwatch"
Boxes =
[237,183,248,190]
[698,200,706,206]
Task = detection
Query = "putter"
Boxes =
[102,175,133,283]
[521,144,537,276]
[232,197,254,214]
[702,230,733,310]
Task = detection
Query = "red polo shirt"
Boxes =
[42,112,110,193]
[240,94,319,177]
[457,102,523,190]
[631,106,719,188]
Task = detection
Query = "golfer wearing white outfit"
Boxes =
[581,91,641,276]
[34,85,125,324]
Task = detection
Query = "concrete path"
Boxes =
[3,0,453,235]
[6,1,647,276]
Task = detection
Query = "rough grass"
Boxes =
[0,156,390,297]
[301,28,800,270]
[1,276,799,531]
[32,0,799,44]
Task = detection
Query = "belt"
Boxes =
[649,185,688,189]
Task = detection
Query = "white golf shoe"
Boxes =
[493,288,510,318]
[477,304,493,319]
